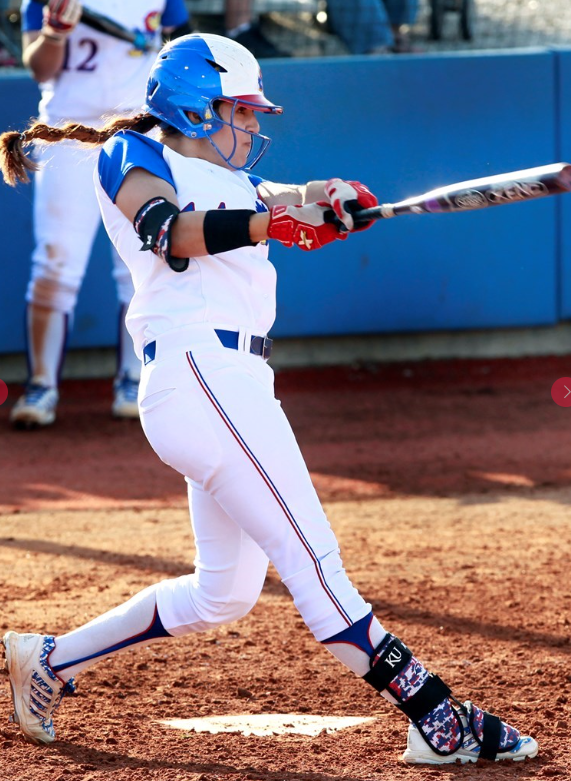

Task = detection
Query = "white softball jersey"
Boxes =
[21,0,189,121]
[94,130,370,642]
[95,130,276,360]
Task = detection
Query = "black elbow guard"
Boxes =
[133,197,189,273]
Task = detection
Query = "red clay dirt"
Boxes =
[0,355,570,781]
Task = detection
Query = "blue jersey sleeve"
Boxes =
[161,0,189,28]
[97,131,176,204]
[248,174,266,189]
[21,0,43,33]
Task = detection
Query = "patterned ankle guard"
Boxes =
[467,701,520,756]
[364,634,463,755]
[363,634,521,759]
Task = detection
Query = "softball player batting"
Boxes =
[10,0,190,428]
[0,34,538,766]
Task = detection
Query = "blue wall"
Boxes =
[0,49,569,352]
[557,49,571,319]
[262,50,559,336]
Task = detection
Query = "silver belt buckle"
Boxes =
[262,336,273,360]
[249,334,273,359]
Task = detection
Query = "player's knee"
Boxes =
[27,246,82,312]
[194,591,258,628]
[26,274,79,314]
[155,575,260,635]
[28,241,86,310]
[32,239,81,270]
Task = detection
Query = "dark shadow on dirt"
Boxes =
[368,598,571,654]
[2,356,571,510]
[0,537,193,577]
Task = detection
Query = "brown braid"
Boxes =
[0,112,162,187]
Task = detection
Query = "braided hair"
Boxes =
[0,112,164,187]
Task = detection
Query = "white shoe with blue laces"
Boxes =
[2,631,76,744]
[112,373,140,419]
[10,385,58,429]
[402,699,538,764]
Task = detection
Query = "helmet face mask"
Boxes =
[205,99,273,170]
[144,34,282,170]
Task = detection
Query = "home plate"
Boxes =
[158,714,375,736]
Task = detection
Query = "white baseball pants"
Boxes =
[27,139,133,313]
[139,324,370,641]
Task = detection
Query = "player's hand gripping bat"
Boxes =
[37,0,154,50]
[345,163,571,226]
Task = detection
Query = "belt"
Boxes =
[143,328,273,365]
[214,329,273,359]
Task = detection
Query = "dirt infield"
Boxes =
[1,356,570,781]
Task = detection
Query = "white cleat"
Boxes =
[112,374,140,419]
[10,385,58,429]
[2,631,75,744]
[402,701,538,765]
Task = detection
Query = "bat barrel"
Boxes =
[353,162,571,224]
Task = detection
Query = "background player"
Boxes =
[10,0,190,428]
[0,33,538,766]
[223,0,288,58]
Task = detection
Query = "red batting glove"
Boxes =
[324,178,378,232]
[267,202,347,251]
[43,0,82,35]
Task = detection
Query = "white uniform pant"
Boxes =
[27,139,133,313]
[139,325,370,641]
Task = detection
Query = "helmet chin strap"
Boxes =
[205,100,271,171]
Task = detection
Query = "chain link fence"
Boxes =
[414,0,571,50]
[2,0,571,66]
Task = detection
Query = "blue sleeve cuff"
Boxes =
[161,0,190,28]
[247,174,265,190]
[21,0,43,32]
[97,131,176,203]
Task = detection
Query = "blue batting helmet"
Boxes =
[144,33,283,169]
